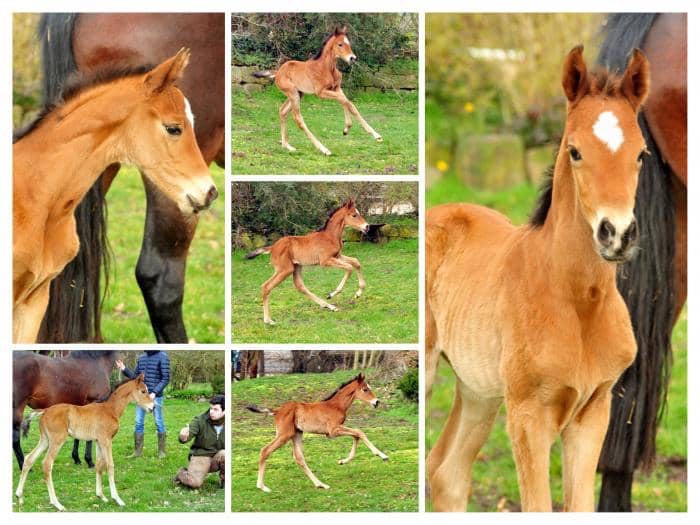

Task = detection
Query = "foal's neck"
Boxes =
[102,385,134,418]
[323,212,346,244]
[326,386,356,411]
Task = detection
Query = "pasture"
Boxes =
[12,395,224,512]
[232,238,418,343]
[426,176,688,511]
[232,369,418,512]
[232,89,418,175]
[100,165,225,343]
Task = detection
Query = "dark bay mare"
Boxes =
[594,13,686,511]
[13,350,117,470]
[36,13,224,343]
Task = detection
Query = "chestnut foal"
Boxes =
[246,199,369,325]
[247,373,388,492]
[426,47,650,511]
[253,26,382,155]
[16,374,155,511]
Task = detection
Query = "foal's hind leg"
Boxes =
[320,88,382,142]
[43,436,68,511]
[279,99,296,152]
[286,90,331,155]
[330,426,389,461]
[257,430,294,492]
[338,254,365,298]
[15,431,49,505]
[100,440,125,506]
[293,266,339,312]
[428,383,501,512]
[338,435,359,465]
[94,442,108,502]
[261,266,293,325]
[292,432,329,489]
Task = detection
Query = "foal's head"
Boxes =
[324,26,357,65]
[126,373,155,412]
[352,374,380,408]
[561,46,650,262]
[338,199,369,234]
[121,48,217,216]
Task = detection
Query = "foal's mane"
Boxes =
[322,375,360,401]
[68,350,117,360]
[312,27,346,60]
[528,67,629,228]
[316,203,346,231]
[95,376,139,403]
[13,64,153,143]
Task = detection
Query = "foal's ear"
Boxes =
[356,373,364,382]
[620,48,650,110]
[137,372,145,381]
[562,45,589,104]
[335,25,347,35]
[144,47,190,96]
[345,198,355,209]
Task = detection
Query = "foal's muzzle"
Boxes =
[187,185,218,214]
[371,399,379,408]
[596,216,639,263]
[348,55,357,65]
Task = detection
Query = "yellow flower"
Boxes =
[463,102,475,113]
[436,160,449,172]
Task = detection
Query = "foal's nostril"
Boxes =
[621,219,638,248]
[597,219,616,247]
[205,185,219,206]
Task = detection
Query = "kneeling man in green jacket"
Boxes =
[175,394,225,488]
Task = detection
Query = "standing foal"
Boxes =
[254,26,382,155]
[247,373,388,492]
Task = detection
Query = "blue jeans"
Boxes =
[134,396,165,434]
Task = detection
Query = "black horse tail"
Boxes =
[36,14,111,343]
[246,404,275,416]
[245,246,272,259]
[252,69,276,80]
[21,411,44,438]
[596,13,676,476]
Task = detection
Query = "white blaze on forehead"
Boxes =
[592,111,623,153]
[184,97,195,128]
[343,36,350,45]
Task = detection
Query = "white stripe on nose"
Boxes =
[184,97,195,129]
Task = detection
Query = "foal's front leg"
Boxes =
[101,441,125,506]
[320,89,382,142]
[331,426,388,461]
[292,432,329,489]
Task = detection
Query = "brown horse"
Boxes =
[13,350,117,470]
[13,49,217,344]
[253,26,382,155]
[15,374,155,511]
[245,199,369,324]
[426,47,649,511]
[247,373,388,492]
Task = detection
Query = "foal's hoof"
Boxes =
[316,483,330,490]
[282,144,297,152]
[264,319,276,326]
[354,290,363,299]
[319,146,332,156]
[98,495,108,503]
[258,485,271,493]
[375,136,383,142]
[326,304,339,312]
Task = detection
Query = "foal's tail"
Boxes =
[252,70,276,80]
[246,404,275,416]
[245,246,272,260]
[21,411,45,438]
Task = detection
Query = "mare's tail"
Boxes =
[37,14,111,343]
[252,70,276,80]
[245,246,272,260]
[246,405,275,416]
[21,411,45,438]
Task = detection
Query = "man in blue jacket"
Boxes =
[116,351,170,458]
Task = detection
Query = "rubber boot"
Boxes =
[129,433,144,458]
[157,432,167,459]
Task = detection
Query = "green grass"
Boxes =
[232,88,418,174]
[100,165,225,343]
[13,398,224,512]
[425,180,687,512]
[232,239,418,343]
[232,369,418,512]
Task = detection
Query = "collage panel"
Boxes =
[231,350,418,512]
[425,13,686,512]
[231,181,419,343]
[12,349,226,512]
[12,13,225,344]
[231,13,418,174]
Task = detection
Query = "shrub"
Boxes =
[210,374,225,395]
[397,368,418,402]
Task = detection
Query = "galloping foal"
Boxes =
[13,48,218,343]
[253,26,382,155]
[15,374,155,511]
[247,373,388,492]
[246,199,369,325]
[426,47,650,511]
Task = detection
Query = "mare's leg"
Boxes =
[293,266,339,312]
[101,441,125,506]
[261,265,293,325]
[43,435,67,511]
[13,412,24,470]
[338,435,359,465]
[94,442,108,502]
[427,382,501,512]
[136,176,198,343]
[84,440,94,468]
[330,426,388,461]
[284,89,331,155]
[337,254,365,298]
[319,88,382,141]
[71,439,81,465]
[562,384,613,512]
[13,281,51,344]
[257,430,294,492]
[279,99,296,152]
[15,431,49,504]
[291,432,329,489]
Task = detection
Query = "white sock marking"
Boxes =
[593,111,623,153]
[184,97,195,129]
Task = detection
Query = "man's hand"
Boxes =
[179,426,190,442]
[115,359,125,371]
[149,392,156,400]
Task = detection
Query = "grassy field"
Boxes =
[232,88,418,175]
[425,176,688,511]
[232,369,418,512]
[100,165,225,343]
[232,238,418,343]
[12,395,224,512]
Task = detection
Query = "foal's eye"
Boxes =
[338,43,343,47]
[568,147,582,162]
[164,124,182,136]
